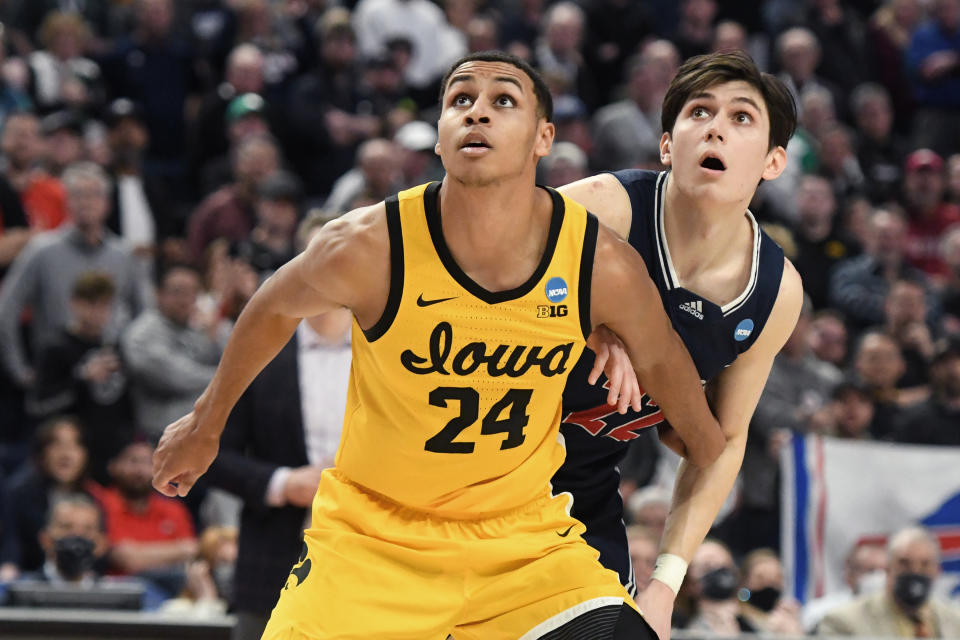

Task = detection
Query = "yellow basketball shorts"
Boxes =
[260,468,639,640]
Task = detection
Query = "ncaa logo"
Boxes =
[545,277,568,303]
[734,318,754,342]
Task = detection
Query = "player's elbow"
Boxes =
[686,423,725,468]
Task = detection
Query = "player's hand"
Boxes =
[635,579,675,640]
[152,410,222,498]
[284,465,326,507]
[586,325,643,414]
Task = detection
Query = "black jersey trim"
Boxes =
[579,213,598,340]
[362,194,404,342]
[423,181,566,304]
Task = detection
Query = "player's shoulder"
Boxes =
[301,201,389,275]
[756,257,803,346]
[558,173,636,240]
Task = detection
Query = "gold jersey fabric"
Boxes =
[335,182,598,518]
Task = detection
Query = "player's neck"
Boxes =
[663,175,754,294]
[436,175,552,291]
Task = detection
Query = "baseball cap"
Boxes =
[226,93,266,123]
[394,121,437,152]
[904,148,943,173]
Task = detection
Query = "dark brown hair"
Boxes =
[661,51,797,151]
[71,271,116,302]
[439,51,553,122]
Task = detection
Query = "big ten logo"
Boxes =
[537,304,568,318]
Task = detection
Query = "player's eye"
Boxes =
[496,94,516,107]
[734,111,753,124]
[453,93,473,107]
[691,106,709,119]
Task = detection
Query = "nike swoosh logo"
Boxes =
[557,525,575,537]
[417,294,457,307]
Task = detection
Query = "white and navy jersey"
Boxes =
[555,169,784,594]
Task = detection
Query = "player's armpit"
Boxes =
[589,224,723,468]
[557,173,633,240]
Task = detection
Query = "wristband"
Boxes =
[651,553,688,595]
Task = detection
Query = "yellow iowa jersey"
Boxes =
[335,182,598,517]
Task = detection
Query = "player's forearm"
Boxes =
[194,282,301,430]
[659,436,746,561]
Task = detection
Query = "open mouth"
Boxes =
[461,141,490,149]
[700,155,726,171]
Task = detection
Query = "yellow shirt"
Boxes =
[335,182,597,518]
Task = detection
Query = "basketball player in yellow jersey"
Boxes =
[152,51,723,639]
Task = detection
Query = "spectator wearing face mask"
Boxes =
[802,540,888,631]
[818,526,960,636]
[736,548,805,634]
[680,539,757,633]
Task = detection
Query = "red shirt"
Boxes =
[99,487,196,545]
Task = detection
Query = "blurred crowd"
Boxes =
[0,0,957,636]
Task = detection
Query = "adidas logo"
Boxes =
[679,300,704,320]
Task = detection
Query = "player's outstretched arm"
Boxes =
[637,259,803,640]
[152,204,391,498]
[590,224,723,469]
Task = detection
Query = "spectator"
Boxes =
[731,295,841,554]
[905,0,960,156]
[803,540,888,631]
[737,549,804,634]
[775,27,842,122]
[158,524,237,618]
[815,377,881,440]
[902,148,960,279]
[97,0,198,181]
[464,13,500,54]
[941,224,960,334]
[711,19,748,54]
[0,170,32,278]
[286,9,378,198]
[882,278,935,389]
[18,493,108,587]
[892,337,960,445]
[29,271,134,484]
[0,161,150,390]
[100,436,197,597]
[103,97,175,254]
[866,0,921,131]
[26,12,104,115]
[229,0,301,102]
[681,539,756,633]
[534,2,597,111]
[121,263,220,440]
[0,110,68,231]
[199,92,272,197]
[804,0,871,98]
[671,0,718,61]
[231,170,303,278]
[41,110,87,178]
[187,133,280,264]
[816,122,866,201]
[352,0,462,93]
[551,95,592,162]
[809,309,849,368]
[851,83,908,204]
[205,210,352,640]
[624,484,670,542]
[791,174,854,310]
[13,0,110,47]
[591,41,680,171]
[625,525,658,595]
[393,120,441,189]
[829,207,926,332]
[582,0,655,105]
[323,137,402,214]
[818,526,960,636]
[0,25,32,132]
[852,330,912,438]
[540,141,588,188]
[0,416,102,580]
[948,153,960,205]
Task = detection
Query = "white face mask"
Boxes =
[856,569,887,595]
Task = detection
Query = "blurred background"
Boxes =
[0,0,957,638]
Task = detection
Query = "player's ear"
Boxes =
[761,145,787,181]
[434,141,441,156]
[659,132,672,167]
[533,120,555,159]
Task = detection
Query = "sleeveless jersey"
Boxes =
[554,169,785,592]
[336,182,598,518]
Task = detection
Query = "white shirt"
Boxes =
[265,321,352,506]
[117,175,156,248]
